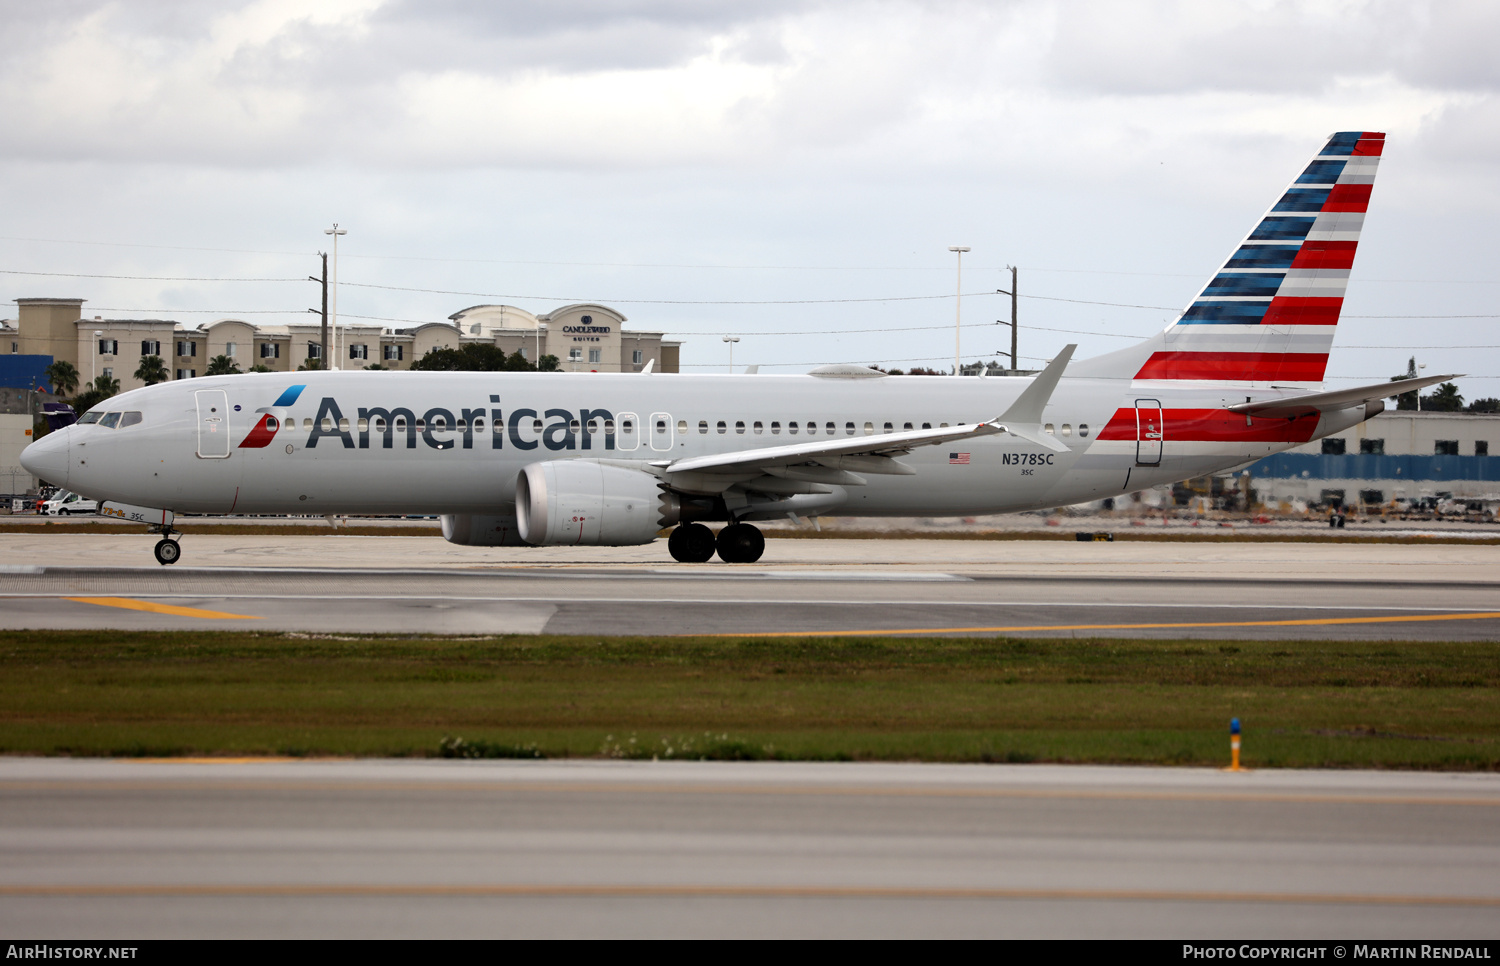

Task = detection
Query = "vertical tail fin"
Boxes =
[1075,131,1383,384]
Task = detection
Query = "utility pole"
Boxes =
[309,253,328,367]
[995,265,1018,372]
[948,247,970,373]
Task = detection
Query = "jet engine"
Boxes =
[440,512,528,547]
[515,460,677,546]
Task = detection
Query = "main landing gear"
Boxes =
[667,522,765,564]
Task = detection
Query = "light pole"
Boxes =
[948,247,969,374]
[722,335,740,372]
[323,224,347,370]
[1417,362,1426,411]
[92,329,102,385]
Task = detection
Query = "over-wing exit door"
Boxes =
[1135,398,1163,466]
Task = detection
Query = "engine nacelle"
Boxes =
[515,460,671,546]
[441,512,528,547]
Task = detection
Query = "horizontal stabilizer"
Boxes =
[1228,373,1462,416]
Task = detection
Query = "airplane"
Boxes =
[21,130,1457,566]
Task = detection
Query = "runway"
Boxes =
[3,536,1500,638]
[2,758,1497,938]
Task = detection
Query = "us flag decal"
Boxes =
[949,452,970,464]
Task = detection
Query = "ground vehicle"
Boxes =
[38,490,98,516]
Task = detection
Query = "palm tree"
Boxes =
[248,364,273,373]
[1390,357,1419,410]
[71,374,121,416]
[205,354,242,376]
[296,357,326,372]
[134,355,169,386]
[43,360,79,397]
[1424,382,1464,412]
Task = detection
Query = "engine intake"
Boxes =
[515,461,673,546]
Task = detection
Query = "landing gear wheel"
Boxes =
[668,523,716,563]
[715,523,765,564]
[153,538,181,566]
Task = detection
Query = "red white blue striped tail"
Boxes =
[1076,132,1383,386]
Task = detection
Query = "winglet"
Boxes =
[640,359,655,374]
[998,344,1075,425]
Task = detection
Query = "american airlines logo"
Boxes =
[241,392,623,453]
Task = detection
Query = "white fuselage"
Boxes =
[26,369,1354,520]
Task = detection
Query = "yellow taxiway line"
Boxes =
[63,597,260,620]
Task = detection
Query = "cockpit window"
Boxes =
[119,412,143,428]
[98,412,122,429]
[78,412,102,424]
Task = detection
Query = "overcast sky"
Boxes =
[2,0,1497,394]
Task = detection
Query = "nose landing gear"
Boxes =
[153,538,181,566]
[667,522,765,563]
[148,521,182,566]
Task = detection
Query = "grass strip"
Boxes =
[0,631,1496,768]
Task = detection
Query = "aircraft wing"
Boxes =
[658,345,1078,480]
[661,419,1008,477]
[1227,373,1462,417]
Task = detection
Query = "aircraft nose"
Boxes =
[19,430,68,488]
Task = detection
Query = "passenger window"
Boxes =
[587,419,600,435]
[904,422,914,431]
[883,422,893,433]
[304,418,313,431]
[493,420,503,436]
[1079,424,1089,437]
[416,419,426,432]
[717,421,727,434]
[771,421,781,435]
[569,418,580,433]
[677,420,687,434]
[844,422,855,435]
[603,419,613,434]
[340,417,351,432]
[532,418,543,433]
[1061,424,1072,437]
[374,417,388,432]
[99,412,121,429]
[1044,423,1055,435]
[788,422,799,435]
[119,412,142,428]
[825,421,835,435]
[736,421,746,435]
[864,422,874,435]
[473,418,485,432]
[698,420,708,434]
[753,421,763,435]
[321,417,334,432]
[940,422,949,428]
[357,417,369,433]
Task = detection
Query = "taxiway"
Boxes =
[2,758,1496,939]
